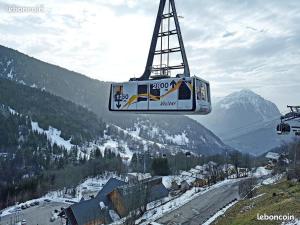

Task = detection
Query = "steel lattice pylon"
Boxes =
[134,0,190,81]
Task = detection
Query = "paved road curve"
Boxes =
[157,180,241,225]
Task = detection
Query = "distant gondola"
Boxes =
[185,152,191,158]
[276,106,300,136]
[276,123,291,135]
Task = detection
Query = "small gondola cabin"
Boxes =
[109,76,211,115]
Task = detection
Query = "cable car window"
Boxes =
[114,85,123,101]
[206,83,211,103]
[138,85,148,102]
[200,82,207,101]
[150,84,160,101]
[196,80,201,100]
[178,81,191,100]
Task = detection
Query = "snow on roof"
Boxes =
[195,174,206,179]
[189,168,200,174]
[195,165,204,170]
[265,152,280,160]
[208,161,217,166]
[99,201,105,209]
[181,171,193,177]
[127,173,152,181]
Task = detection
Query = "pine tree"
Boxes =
[151,158,170,176]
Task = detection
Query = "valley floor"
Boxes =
[156,179,241,225]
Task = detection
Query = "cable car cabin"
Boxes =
[109,76,211,115]
[276,123,291,135]
[277,106,300,136]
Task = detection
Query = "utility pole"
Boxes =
[294,143,297,169]
[225,151,228,179]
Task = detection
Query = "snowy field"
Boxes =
[0,173,123,218]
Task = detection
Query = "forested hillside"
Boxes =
[0,103,125,209]
[0,78,105,144]
[0,45,230,156]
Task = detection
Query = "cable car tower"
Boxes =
[277,106,300,136]
[134,0,190,81]
[109,0,212,115]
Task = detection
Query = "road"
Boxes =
[0,201,69,225]
[157,180,241,225]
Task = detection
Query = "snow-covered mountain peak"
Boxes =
[223,89,264,103]
[218,89,280,120]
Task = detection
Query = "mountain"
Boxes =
[0,45,229,156]
[190,89,292,155]
[0,78,106,145]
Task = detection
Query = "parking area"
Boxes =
[0,201,69,225]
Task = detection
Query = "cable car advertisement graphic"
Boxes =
[112,78,195,111]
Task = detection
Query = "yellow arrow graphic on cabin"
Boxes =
[122,80,193,109]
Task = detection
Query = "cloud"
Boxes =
[0,0,299,110]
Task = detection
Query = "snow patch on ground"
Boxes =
[253,167,272,178]
[220,102,234,110]
[250,193,265,200]
[202,200,238,225]
[109,210,120,222]
[94,139,134,161]
[262,174,283,185]
[18,80,26,85]
[282,219,300,225]
[0,173,123,218]
[165,132,189,145]
[30,83,37,88]
[111,124,165,147]
[7,68,14,79]
[31,121,73,151]
[6,59,13,67]
[8,107,17,115]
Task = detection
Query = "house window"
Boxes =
[201,83,207,101]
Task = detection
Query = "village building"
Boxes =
[127,173,152,184]
[265,152,280,163]
[64,178,126,225]
[62,177,168,225]
[109,177,169,218]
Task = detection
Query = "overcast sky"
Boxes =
[0,0,299,111]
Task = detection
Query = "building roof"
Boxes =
[66,178,127,225]
[208,161,217,166]
[149,183,169,202]
[95,178,127,204]
[189,168,200,174]
[127,173,152,181]
[181,171,193,177]
[114,177,169,213]
[265,152,280,160]
[195,165,204,171]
